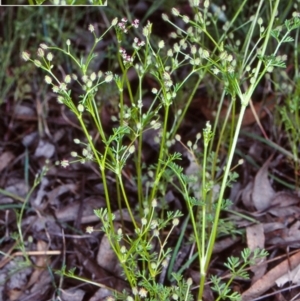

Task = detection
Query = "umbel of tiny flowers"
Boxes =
[115,17,140,43]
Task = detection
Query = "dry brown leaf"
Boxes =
[55,197,102,223]
[0,151,15,172]
[0,179,28,204]
[276,264,300,287]
[268,220,300,248]
[246,224,267,284]
[34,139,55,159]
[27,271,51,299]
[263,222,285,233]
[61,288,85,301]
[89,288,115,301]
[13,103,35,117]
[242,251,300,300]
[241,181,255,211]
[31,177,49,207]
[213,236,241,253]
[97,233,120,274]
[3,259,33,301]
[26,240,49,288]
[46,182,78,207]
[252,156,276,211]
[268,192,300,217]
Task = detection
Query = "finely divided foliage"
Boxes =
[20,1,300,300]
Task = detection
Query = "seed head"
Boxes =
[39,43,48,50]
[45,75,52,84]
[88,24,95,33]
[37,48,45,57]
[46,52,54,61]
[21,51,30,61]
[172,7,180,16]
[111,17,118,26]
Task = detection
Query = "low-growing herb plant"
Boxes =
[28,0,105,5]
[277,82,300,190]
[20,0,300,300]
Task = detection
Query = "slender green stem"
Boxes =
[198,1,280,299]
[76,115,113,229]
[117,174,138,229]
[149,103,170,203]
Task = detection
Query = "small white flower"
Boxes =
[21,51,30,61]
[212,67,220,75]
[151,219,159,228]
[257,17,263,25]
[172,218,180,226]
[34,60,41,67]
[158,40,165,49]
[161,13,169,21]
[173,43,180,52]
[39,43,48,50]
[169,32,177,38]
[45,75,52,84]
[182,15,190,23]
[64,75,71,84]
[191,45,197,55]
[172,7,180,16]
[46,52,53,61]
[59,82,67,92]
[129,145,135,153]
[132,287,138,296]
[151,199,157,207]
[138,287,148,298]
[175,134,181,141]
[162,258,169,267]
[132,19,139,28]
[187,277,193,285]
[37,48,44,57]
[204,0,210,8]
[104,72,113,83]
[202,49,210,59]
[227,65,235,73]
[86,80,93,88]
[61,159,69,168]
[88,24,95,32]
[71,151,77,157]
[120,245,127,253]
[78,104,84,112]
[111,17,118,26]
[52,86,59,93]
[66,39,71,46]
[90,72,96,82]
[86,226,94,234]
[57,96,64,104]
[227,54,233,62]
[152,87,158,94]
